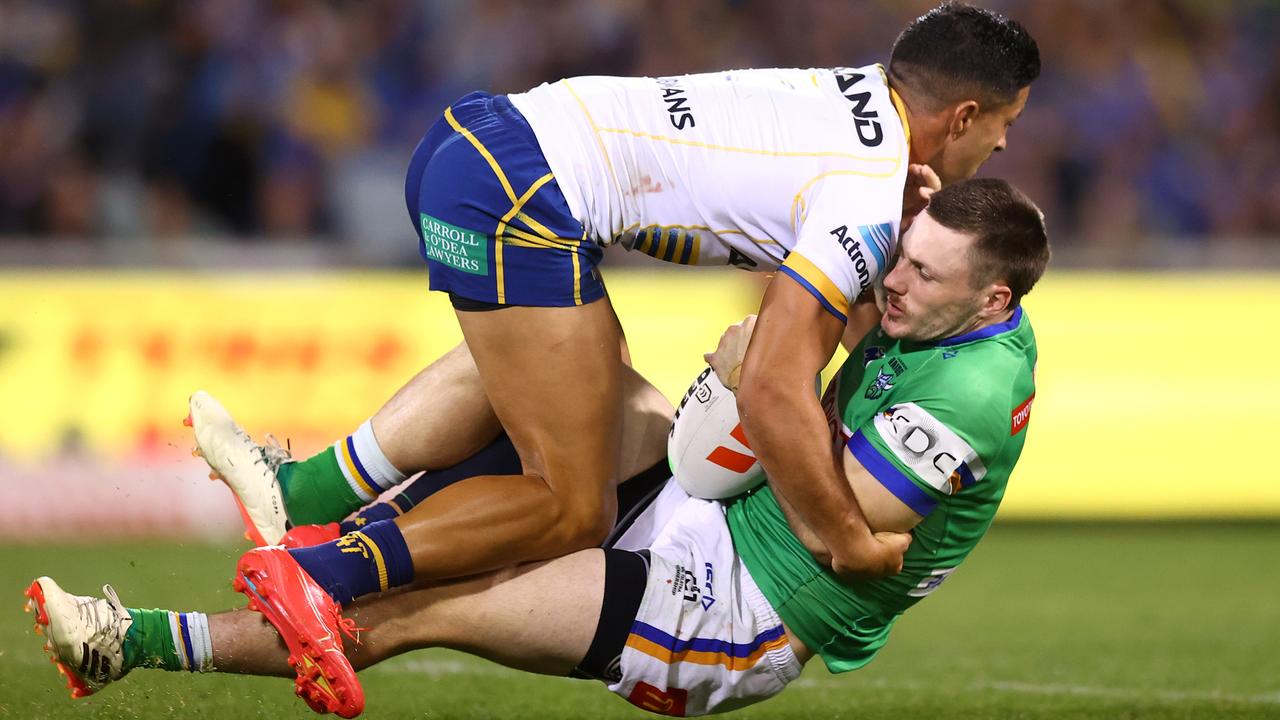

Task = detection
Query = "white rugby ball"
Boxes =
[669,367,766,500]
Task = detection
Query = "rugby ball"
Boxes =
[669,367,766,500]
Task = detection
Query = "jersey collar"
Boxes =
[877,64,912,152]
[936,306,1024,347]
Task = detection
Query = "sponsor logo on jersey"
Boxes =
[863,346,885,366]
[874,402,987,494]
[657,77,697,130]
[829,224,872,294]
[942,349,959,360]
[821,375,844,453]
[856,222,894,271]
[701,563,716,611]
[907,567,958,598]
[628,682,689,716]
[670,564,702,605]
[1010,392,1035,435]
[834,68,884,147]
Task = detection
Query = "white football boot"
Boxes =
[187,390,290,546]
[25,577,132,698]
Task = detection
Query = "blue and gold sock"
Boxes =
[288,519,415,606]
[123,608,213,672]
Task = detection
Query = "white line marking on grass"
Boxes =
[791,677,1280,705]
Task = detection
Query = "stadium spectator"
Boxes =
[1,0,1277,246]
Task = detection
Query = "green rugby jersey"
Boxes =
[726,306,1037,673]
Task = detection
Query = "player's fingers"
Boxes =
[922,165,941,190]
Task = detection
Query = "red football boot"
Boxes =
[234,547,365,717]
[280,523,342,549]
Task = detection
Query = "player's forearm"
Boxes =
[737,375,879,577]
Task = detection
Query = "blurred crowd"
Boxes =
[1,0,1277,258]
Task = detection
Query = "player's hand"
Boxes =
[902,163,941,233]
[704,314,757,392]
[832,530,912,580]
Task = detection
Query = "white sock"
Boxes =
[168,611,214,672]
[333,419,409,502]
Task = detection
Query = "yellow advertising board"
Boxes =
[1,270,1276,518]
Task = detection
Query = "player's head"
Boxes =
[880,178,1049,342]
[888,2,1040,185]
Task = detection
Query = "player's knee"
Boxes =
[547,494,614,551]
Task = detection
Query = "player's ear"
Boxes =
[947,100,980,140]
[980,284,1012,318]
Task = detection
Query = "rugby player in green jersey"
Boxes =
[27,178,1049,716]
[169,5,1039,710]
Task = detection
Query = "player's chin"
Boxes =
[880,314,910,339]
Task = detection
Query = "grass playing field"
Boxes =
[2,522,1276,720]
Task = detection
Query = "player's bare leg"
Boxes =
[368,342,502,473]
[190,308,647,545]
[27,551,606,706]
[372,336,658,485]
[369,291,632,469]
[209,550,604,679]
[391,299,624,579]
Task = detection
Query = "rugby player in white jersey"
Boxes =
[30,178,1050,717]
[173,3,1040,711]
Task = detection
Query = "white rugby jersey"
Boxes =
[508,64,911,322]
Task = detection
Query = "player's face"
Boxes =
[934,86,1030,185]
[880,212,987,342]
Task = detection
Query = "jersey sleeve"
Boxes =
[779,176,901,324]
[845,399,997,517]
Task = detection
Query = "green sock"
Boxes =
[278,451,364,525]
[124,609,212,672]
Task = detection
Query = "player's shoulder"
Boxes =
[899,313,1036,407]
[922,309,1035,373]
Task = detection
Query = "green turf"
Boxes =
[2,523,1277,719]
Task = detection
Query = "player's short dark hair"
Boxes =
[889,2,1040,111]
[926,178,1050,307]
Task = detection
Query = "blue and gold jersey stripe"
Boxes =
[780,252,848,323]
[634,226,700,265]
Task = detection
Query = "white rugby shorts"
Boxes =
[607,480,802,716]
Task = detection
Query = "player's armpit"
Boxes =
[841,288,882,353]
[841,447,925,534]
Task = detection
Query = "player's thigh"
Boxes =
[455,300,624,499]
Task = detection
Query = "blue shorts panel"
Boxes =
[406,92,605,307]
